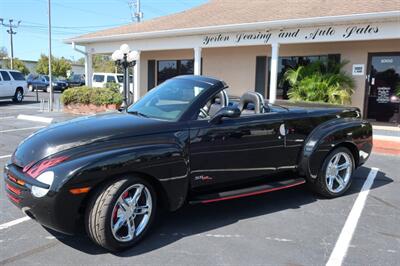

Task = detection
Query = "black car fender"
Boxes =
[298,118,372,180]
[53,138,190,214]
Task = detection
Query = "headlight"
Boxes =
[52,82,57,86]
[31,171,54,198]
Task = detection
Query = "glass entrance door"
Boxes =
[366,53,400,123]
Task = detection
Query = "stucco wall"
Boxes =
[139,39,400,112]
[202,46,269,96]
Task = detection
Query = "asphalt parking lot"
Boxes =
[0,98,399,265]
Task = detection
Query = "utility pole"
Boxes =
[0,18,21,69]
[128,0,143,22]
[48,0,53,111]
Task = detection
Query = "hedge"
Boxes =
[61,86,122,106]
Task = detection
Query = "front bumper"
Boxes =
[53,84,68,91]
[3,163,84,234]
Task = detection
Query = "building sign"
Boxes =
[92,20,399,53]
[352,64,365,76]
[377,87,391,103]
[201,21,399,47]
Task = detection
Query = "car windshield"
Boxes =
[127,78,211,121]
[70,75,80,81]
[43,76,49,82]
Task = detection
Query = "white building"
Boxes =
[67,0,400,124]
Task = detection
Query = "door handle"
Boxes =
[279,124,287,136]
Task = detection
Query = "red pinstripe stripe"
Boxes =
[7,193,21,203]
[6,183,21,195]
[201,180,306,204]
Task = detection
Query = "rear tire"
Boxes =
[85,176,157,252]
[311,147,355,198]
[12,88,24,103]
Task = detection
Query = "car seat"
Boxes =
[238,91,265,115]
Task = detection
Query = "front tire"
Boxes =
[12,88,24,103]
[85,177,157,251]
[312,147,355,198]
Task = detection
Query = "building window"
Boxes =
[157,59,194,84]
[269,54,340,99]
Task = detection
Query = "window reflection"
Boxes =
[270,54,340,99]
[157,60,194,84]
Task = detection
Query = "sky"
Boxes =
[0,0,207,62]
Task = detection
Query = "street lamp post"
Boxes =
[112,44,139,109]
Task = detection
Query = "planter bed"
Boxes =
[64,103,120,115]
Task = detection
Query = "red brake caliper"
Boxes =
[113,191,129,222]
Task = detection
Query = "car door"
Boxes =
[33,76,44,90]
[189,113,286,191]
[0,71,14,96]
[93,74,105,87]
[0,73,5,97]
[41,76,48,90]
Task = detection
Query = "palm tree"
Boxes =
[283,60,355,105]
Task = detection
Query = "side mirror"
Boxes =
[209,106,241,124]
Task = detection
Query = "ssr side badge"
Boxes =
[194,175,213,181]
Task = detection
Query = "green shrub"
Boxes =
[61,86,122,106]
[103,82,120,93]
[283,60,355,105]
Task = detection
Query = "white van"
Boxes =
[0,69,27,103]
[92,72,133,93]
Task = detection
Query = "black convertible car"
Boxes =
[4,75,372,251]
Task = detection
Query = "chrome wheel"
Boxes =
[325,152,353,193]
[110,184,152,242]
[17,91,23,101]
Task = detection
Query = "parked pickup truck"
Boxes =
[4,75,372,251]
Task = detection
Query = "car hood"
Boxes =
[12,112,177,168]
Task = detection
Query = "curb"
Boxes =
[372,125,400,132]
[373,139,400,156]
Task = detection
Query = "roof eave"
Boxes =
[65,11,400,45]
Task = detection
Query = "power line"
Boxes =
[21,20,128,29]
[0,18,21,69]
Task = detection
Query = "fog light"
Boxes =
[31,171,54,198]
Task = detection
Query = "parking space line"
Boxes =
[0,154,11,159]
[0,107,40,110]
[17,114,53,124]
[0,126,45,133]
[0,216,31,230]
[326,167,379,266]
